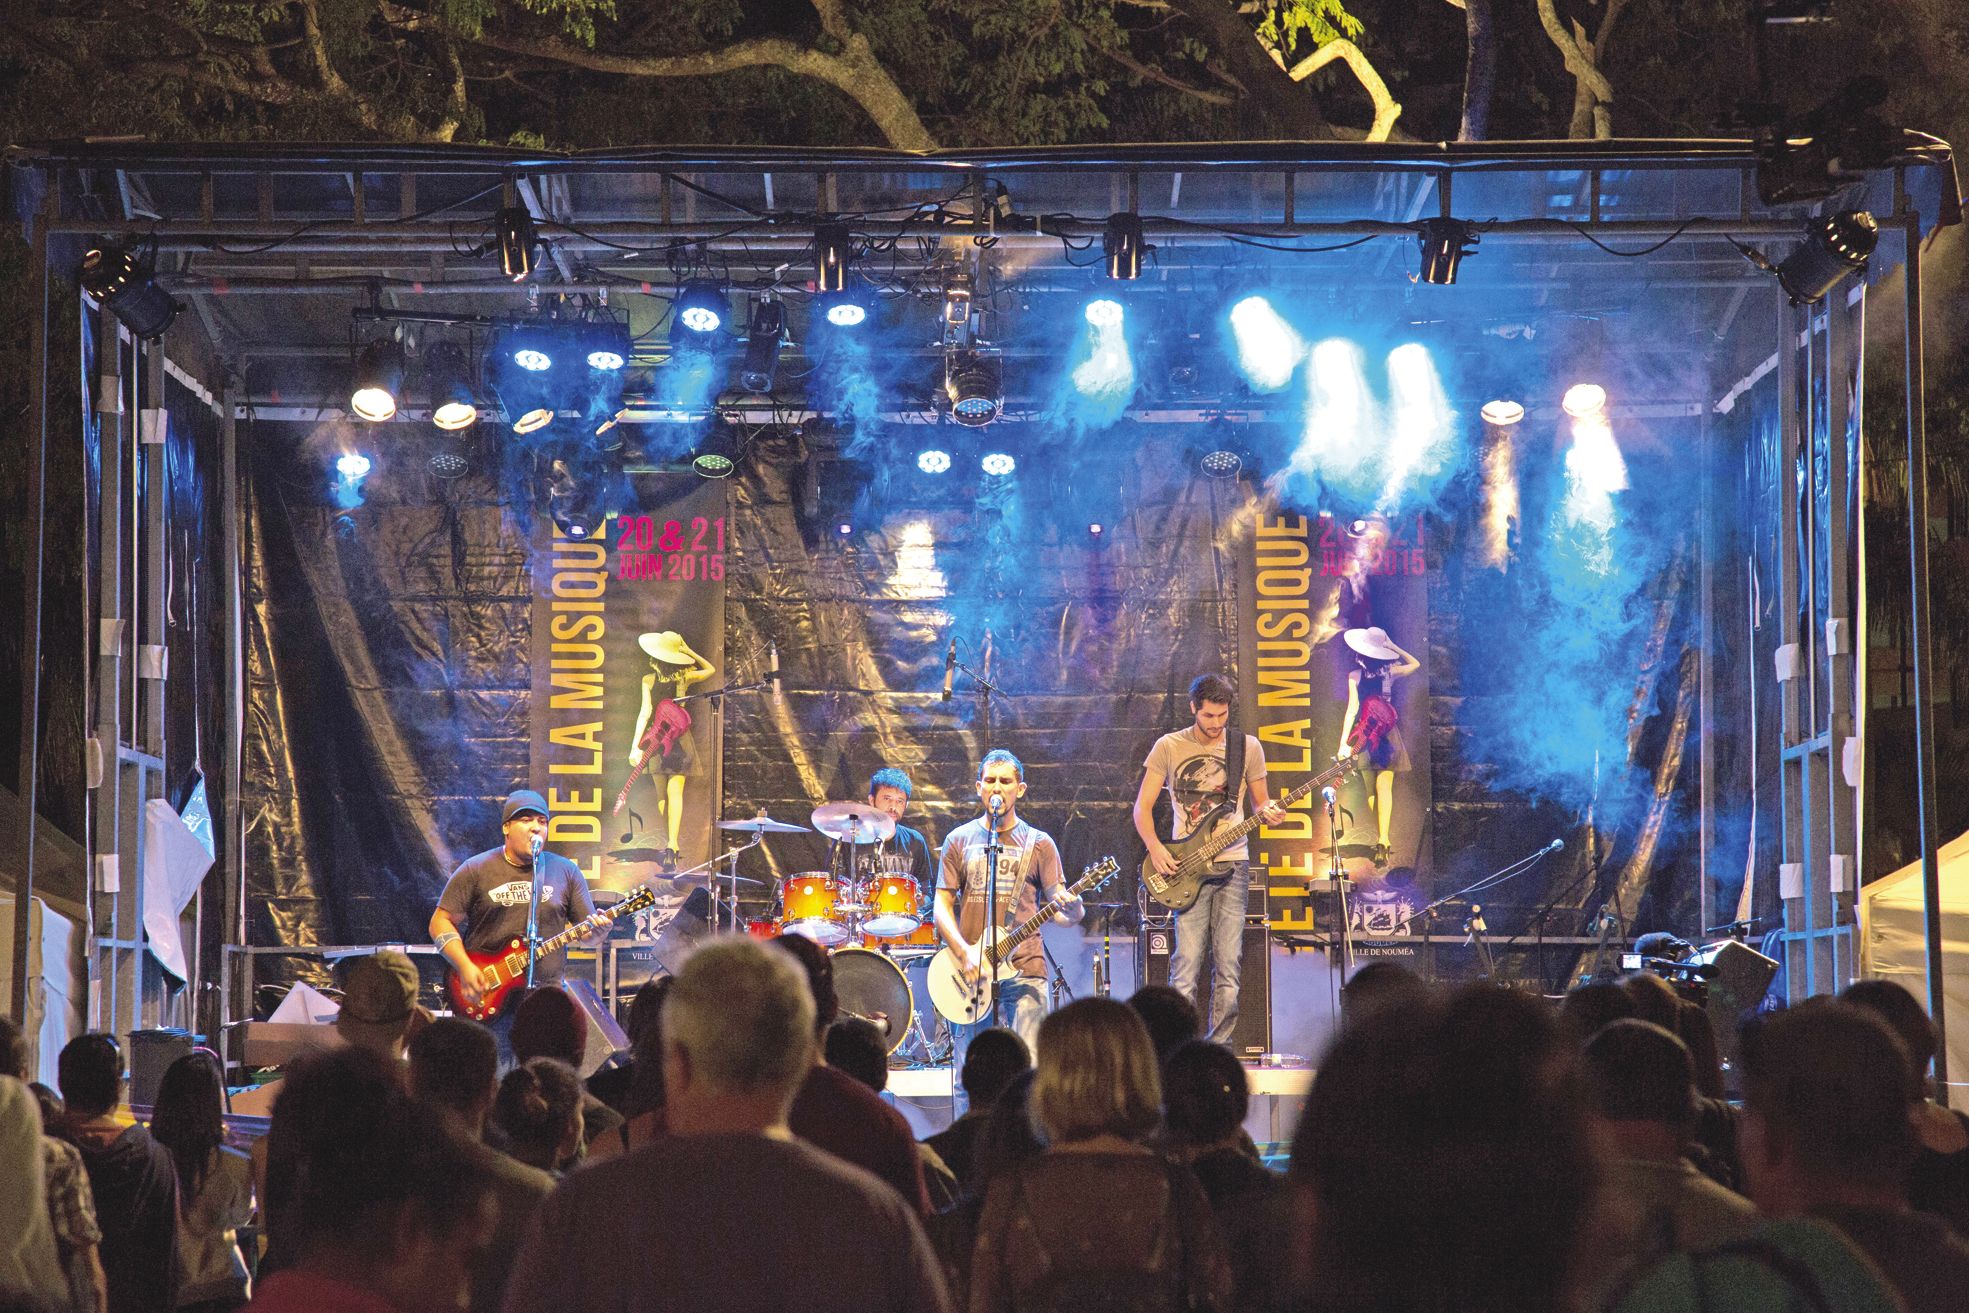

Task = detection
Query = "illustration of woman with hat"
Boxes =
[626,630,716,863]
[1338,624,1419,868]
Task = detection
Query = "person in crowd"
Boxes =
[1577,1020,1757,1304]
[501,937,953,1313]
[1614,971,1740,1188]
[1675,1000,1727,1100]
[1124,986,1199,1068]
[1161,1040,1292,1312]
[1843,977,1969,1237]
[0,1074,69,1313]
[582,980,672,1165]
[55,1035,178,1313]
[924,1028,1030,1198]
[507,986,623,1152]
[970,997,1231,1313]
[0,1019,106,1313]
[771,934,932,1215]
[407,1017,552,1313]
[1558,979,1637,1046]
[584,977,667,1115]
[1292,983,1596,1313]
[1732,1000,1969,1313]
[1336,960,1429,1033]
[925,1069,1043,1307]
[490,1059,584,1177]
[246,1047,497,1313]
[334,951,423,1062]
[824,1019,892,1094]
[1621,970,1683,1030]
[147,1054,252,1313]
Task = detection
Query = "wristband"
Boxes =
[433,931,461,952]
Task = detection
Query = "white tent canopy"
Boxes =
[1860,830,1969,1099]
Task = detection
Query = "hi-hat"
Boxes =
[716,814,811,835]
[810,801,896,843]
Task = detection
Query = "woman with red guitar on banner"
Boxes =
[1337,625,1419,869]
[620,630,716,867]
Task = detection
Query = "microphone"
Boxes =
[1703,915,1760,936]
[529,831,545,859]
[769,643,780,690]
[1321,786,1337,805]
[1545,838,1564,854]
[941,638,956,701]
[987,794,1004,815]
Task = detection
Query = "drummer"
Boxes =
[866,767,934,889]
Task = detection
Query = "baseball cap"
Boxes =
[502,789,550,824]
[336,950,420,1037]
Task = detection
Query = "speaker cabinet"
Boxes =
[1140,918,1272,1058]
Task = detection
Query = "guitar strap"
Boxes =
[1208,729,1246,878]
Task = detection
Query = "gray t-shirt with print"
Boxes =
[1143,728,1266,861]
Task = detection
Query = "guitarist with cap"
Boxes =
[430,789,604,1061]
[1133,674,1285,1046]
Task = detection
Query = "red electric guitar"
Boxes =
[612,700,693,816]
[444,885,657,1021]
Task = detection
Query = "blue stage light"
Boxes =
[514,347,552,372]
[1072,300,1135,404]
[836,521,854,536]
[585,323,630,372]
[917,449,952,474]
[1085,298,1124,328]
[980,452,1016,476]
[676,281,726,334]
[1229,296,1304,392]
[825,299,868,328]
[336,453,372,481]
[1380,343,1453,510]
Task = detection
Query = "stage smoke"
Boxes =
[1069,298,1136,420]
[1378,343,1455,511]
[1477,401,1523,569]
[1282,338,1375,499]
[1229,296,1304,393]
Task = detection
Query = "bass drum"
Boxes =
[829,947,913,1055]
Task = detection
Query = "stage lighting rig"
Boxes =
[1774,210,1877,305]
[816,223,853,293]
[690,429,740,479]
[942,274,975,343]
[1562,383,1608,419]
[945,350,1002,427]
[507,321,557,373]
[495,206,537,281]
[1415,218,1479,285]
[78,240,178,340]
[917,449,953,474]
[676,281,728,334]
[350,337,406,421]
[738,300,786,393]
[1104,213,1145,281]
[428,343,479,432]
[584,322,630,372]
[1480,400,1525,427]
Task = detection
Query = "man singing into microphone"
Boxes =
[933,751,1083,1052]
[430,789,602,1062]
[1134,675,1284,1046]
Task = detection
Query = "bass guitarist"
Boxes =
[430,789,605,1061]
[1133,675,1284,1046]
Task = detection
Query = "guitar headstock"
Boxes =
[1074,857,1120,895]
[617,886,659,918]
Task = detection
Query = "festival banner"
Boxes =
[1241,504,1432,958]
[529,476,728,930]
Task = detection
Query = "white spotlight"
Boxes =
[1480,399,1525,427]
[1379,344,1453,511]
[1228,296,1304,393]
[1562,383,1607,418]
[1085,298,1124,328]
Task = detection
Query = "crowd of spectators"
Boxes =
[5,946,1969,1313]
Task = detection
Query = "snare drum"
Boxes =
[780,873,848,946]
[866,919,940,954]
[744,917,781,940]
[861,874,923,937]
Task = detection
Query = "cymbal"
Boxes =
[810,801,896,844]
[716,814,811,835]
[609,847,674,863]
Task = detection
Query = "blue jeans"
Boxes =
[1169,861,1250,1045]
[949,976,1047,1086]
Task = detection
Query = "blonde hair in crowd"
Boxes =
[1030,998,1163,1144]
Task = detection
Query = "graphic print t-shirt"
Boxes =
[438,847,595,984]
[1144,728,1267,862]
[938,818,1064,980]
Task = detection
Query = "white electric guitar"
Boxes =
[927,857,1119,1026]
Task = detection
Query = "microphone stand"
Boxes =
[984,800,1004,1028]
[1042,940,1075,1009]
[525,834,546,988]
[1389,841,1564,950]
[1323,790,1355,975]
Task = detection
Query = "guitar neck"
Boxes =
[526,891,648,960]
[1189,763,1344,864]
[983,863,1115,969]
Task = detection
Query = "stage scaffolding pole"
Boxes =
[1899,194,1949,1103]
[9,188,53,1028]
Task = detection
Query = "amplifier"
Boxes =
[1139,917,1272,1058]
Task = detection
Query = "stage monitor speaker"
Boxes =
[1140,918,1272,1059]
[1693,938,1779,1085]
[560,978,631,1079]
[128,1029,196,1108]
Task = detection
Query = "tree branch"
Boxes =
[1281,40,1400,142]
[379,2,936,150]
[1095,39,1235,106]
[1535,0,1613,138]
[1459,0,1494,141]
[1164,0,1330,137]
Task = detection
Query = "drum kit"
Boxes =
[717,801,947,1062]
